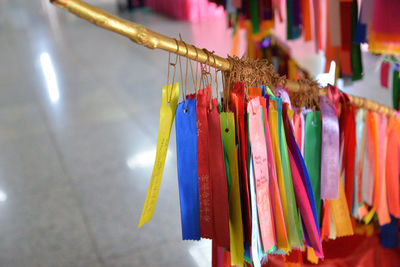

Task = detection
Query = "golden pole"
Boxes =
[49,0,397,117]
[50,0,230,70]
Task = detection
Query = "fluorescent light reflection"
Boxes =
[40,52,60,103]
[0,190,8,202]
[126,148,171,170]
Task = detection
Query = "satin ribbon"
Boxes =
[175,98,201,240]
[354,110,366,218]
[392,67,399,109]
[196,88,214,238]
[304,111,322,220]
[138,82,179,228]
[261,97,288,252]
[377,114,390,225]
[361,111,372,206]
[286,0,301,40]
[350,0,363,81]
[320,95,340,199]
[301,0,311,41]
[283,106,323,258]
[340,1,353,76]
[274,98,302,248]
[386,117,400,218]
[380,61,390,88]
[341,105,356,212]
[329,177,354,237]
[248,98,276,252]
[220,112,244,266]
[208,98,230,248]
[230,82,251,244]
[364,112,376,206]
[249,156,263,267]
[268,103,292,251]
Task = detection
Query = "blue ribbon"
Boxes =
[175,99,201,240]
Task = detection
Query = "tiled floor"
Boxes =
[0,0,395,266]
[0,0,232,266]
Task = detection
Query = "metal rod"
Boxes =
[49,0,397,116]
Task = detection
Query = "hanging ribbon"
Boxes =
[354,110,366,217]
[261,96,289,252]
[220,112,244,266]
[392,67,399,109]
[249,156,263,267]
[376,114,390,225]
[364,112,376,206]
[283,105,323,258]
[304,111,322,220]
[320,95,340,200]
[350,0,363,81]
[138,82,179,228]
[386,117,400,218]
[248,97,276,252]
[230,82,252,244]
[341,104,356,212]
[175,98,201,240]
[286,0,301,40]
[340,1,353,76]
[329,178,354,237]
[274,98,302,248]
[268,102,292,251]
[208,98,230,248]
[196,88,214,239]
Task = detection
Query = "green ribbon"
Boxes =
[249,0,260,34]
[393,70,400,109]
[222,139,232,200]
[276,98,302,248]
[304,112,322,221]
[351,0,363,81]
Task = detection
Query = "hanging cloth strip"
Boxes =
[341,104,356,213]
[329,177,354,237]
[283,104,323,258]
[386,116,400,218]
[248,97,276,252]
[392,67,399,110]
[304,111,322,220]
[249,155,263,267]
[175,98,201,240]
[354,109,366,218]
[220,112,245,266]
[339,0,353,76]
[261,96,288,252]
[272,98,302,248]
[268,102,293,251]
[363,112,376,207]
[320,95,340,200]
[230,82,252,244]
[138,82,180,227]
[376,114,390,225]
[350,0,363,81]
[208,98,230,248]
[196,87,214,239]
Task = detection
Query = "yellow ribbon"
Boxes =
[138,82,179,228]
[220,112,244,266]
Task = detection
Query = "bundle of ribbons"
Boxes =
[138,57,400,266]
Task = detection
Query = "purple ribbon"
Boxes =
[320,95,339,199]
